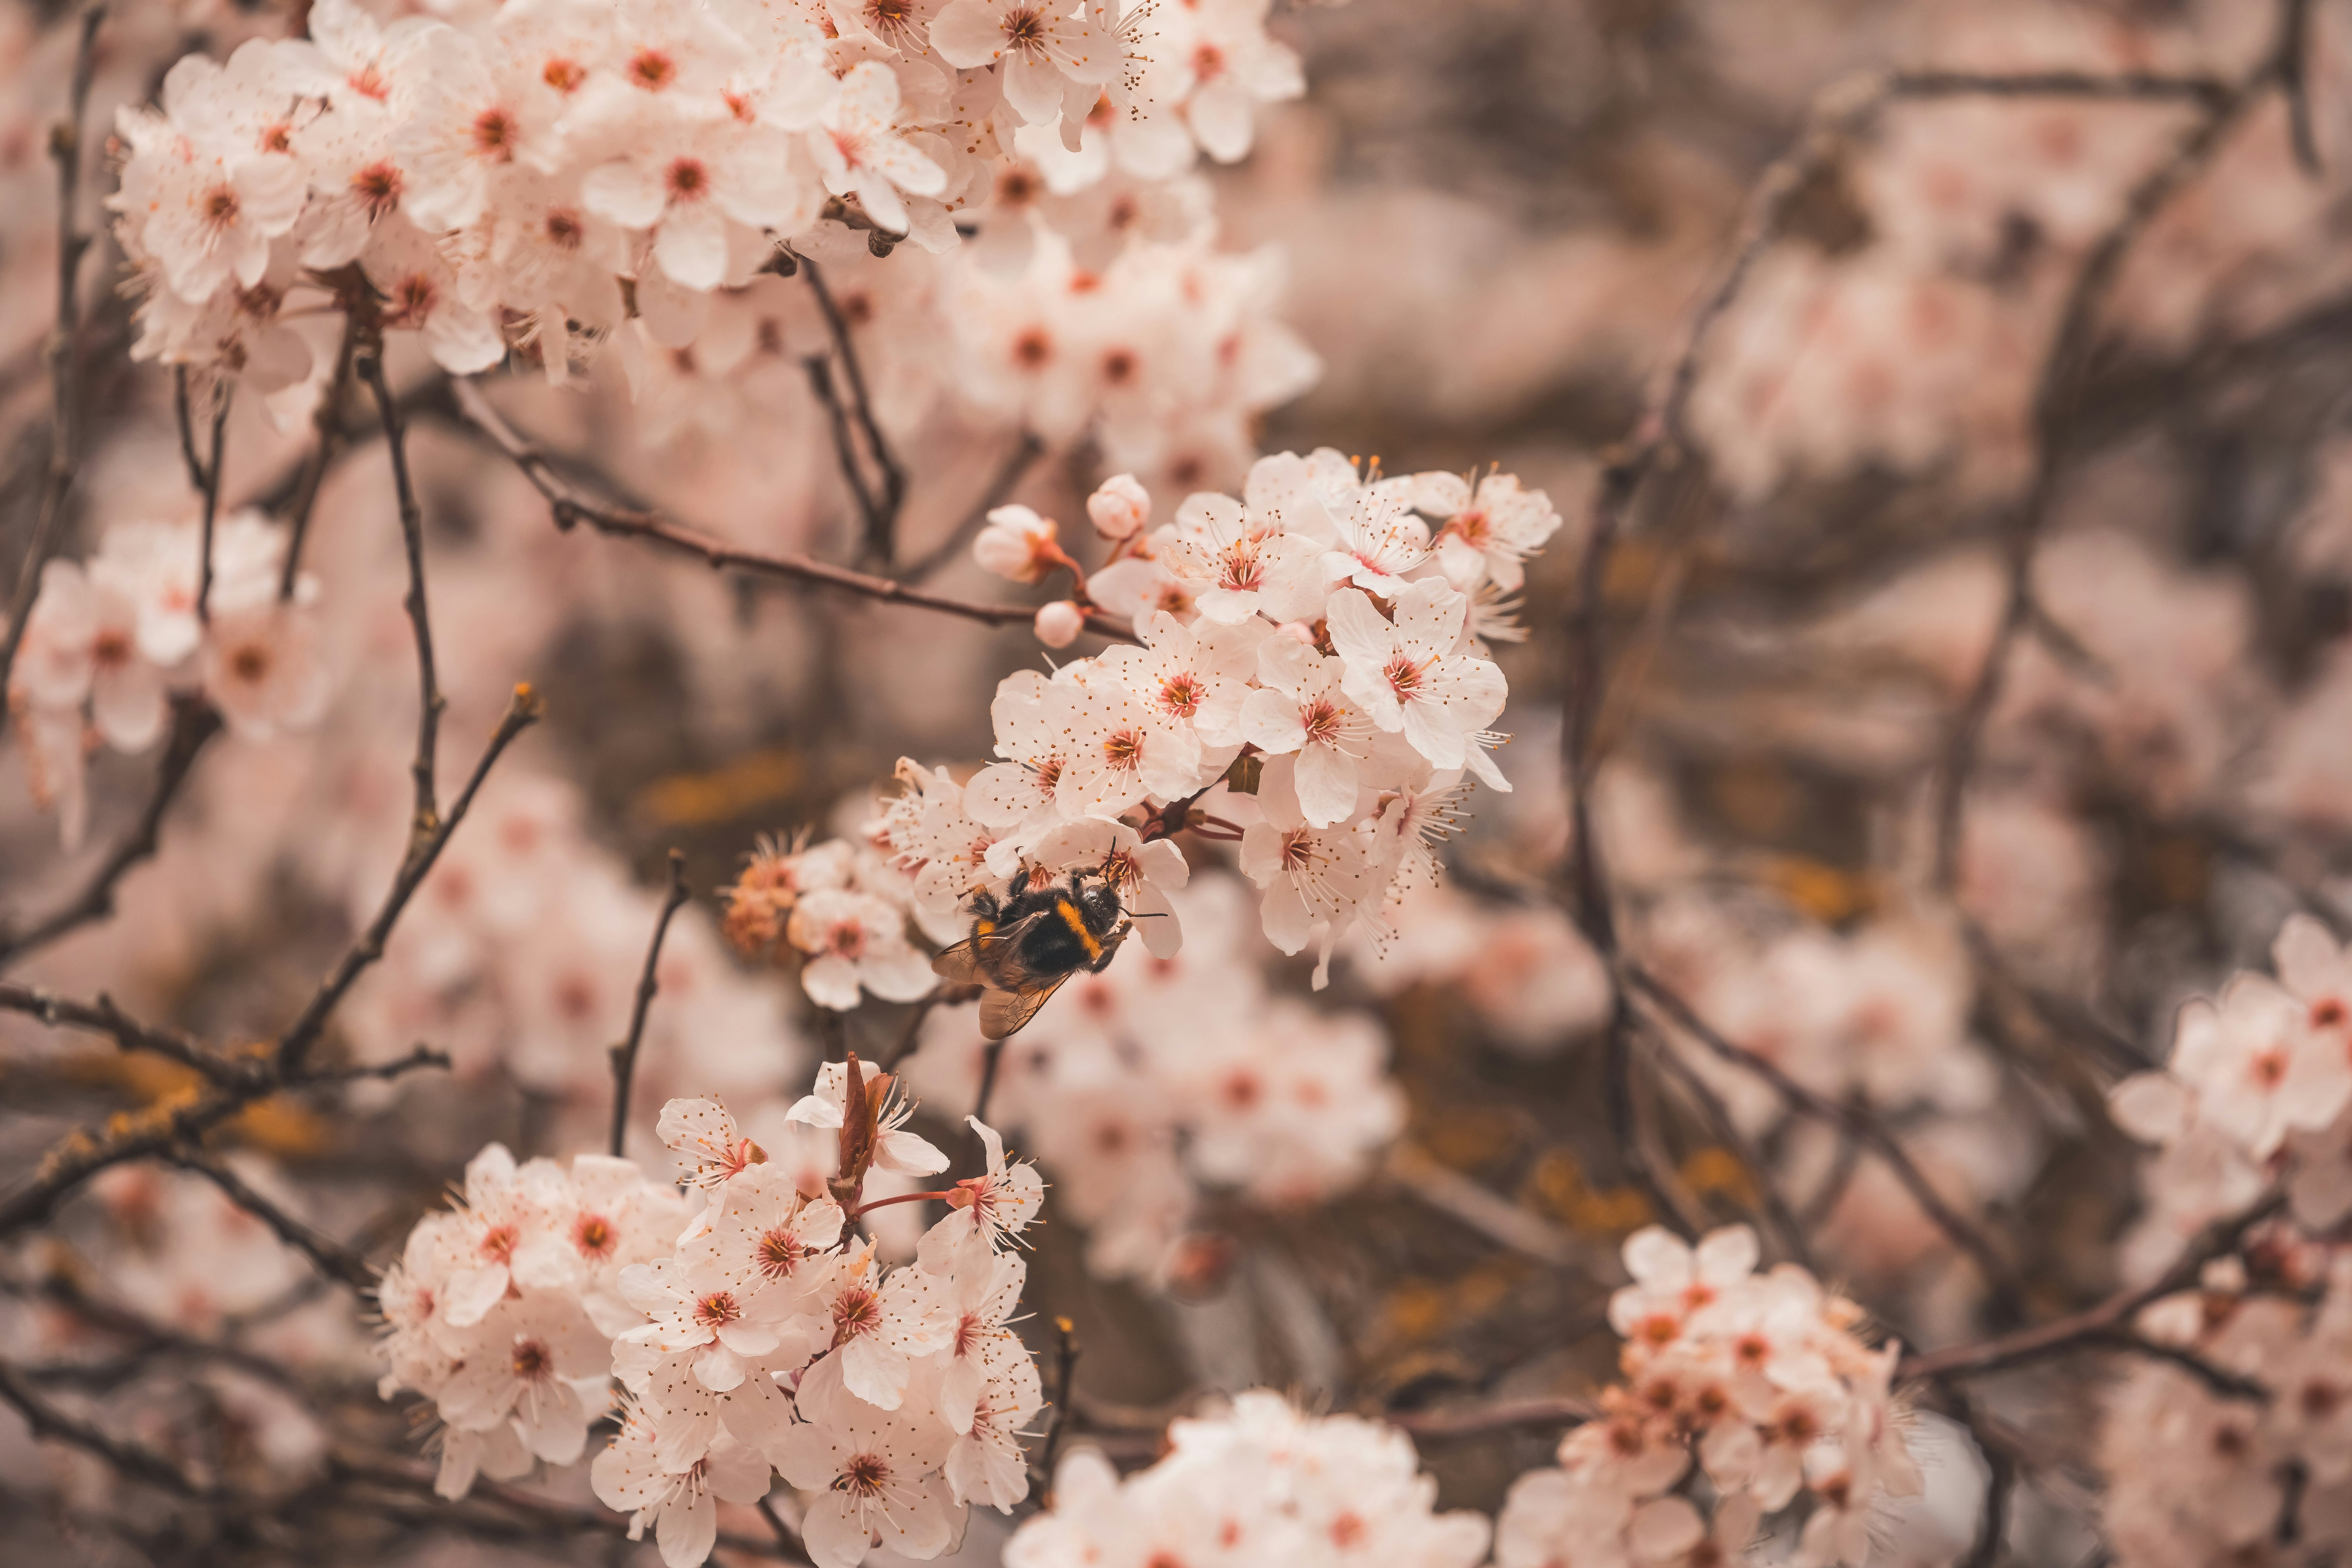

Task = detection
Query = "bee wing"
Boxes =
[979,972,1073,1040]
[931,938,984,985]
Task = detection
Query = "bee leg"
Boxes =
[1086,922,1131,973]
[1008,868,1031,900]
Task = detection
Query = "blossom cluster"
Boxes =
[341,767,804,1116]
[909,871,1403,1280]
[8,507,327,848]
[2101,1242,2352,1568]
[106,0,1314,433]
[1496,1225,1922,1568]
[964,452,1555,982]
[376,1080,1047,1568]
[2107,914,2352,1281]
[1007,1390,1491,1568]
[720,809,959,1011]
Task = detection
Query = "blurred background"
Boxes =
[6,0,2352,1563]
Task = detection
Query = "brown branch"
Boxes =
[158,1148,376,1292]
[443,376,1135,640]
[276,685,541,1074]
[192,383,231,624]
[1628,963,2023,1299]
[279,317,359,599]
[803,352,882,543]
[172,365,209,493]
[1932,37,2282,886]
[0,696,224,968]
[358,347,442,833]
[608,848,688,1159]
[1898,1188,2286,1385]
[0,1352,218,1498]
[0,981,241,1084]
[1645,1028,1818,1271]
[902,433,1046,584]
[803,258,908,565]
[1031,1315,1080,1498]
[0,5,105,697]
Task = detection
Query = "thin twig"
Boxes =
[359,347,442,832]
[0,5,107,697]
[279,317,359,599]
[1388,1394,1601,1440]
[1385,1142,1589,1269]
[0,1352,217,1498]
[608,849,690,1159]
[1646,1033,1817,1270]
[1628,963,2023,1299]
[1033,1315,1080,1494]
[443,377,1135,640]
[902,433,1045,584]
[275,686,542,1074]
[757,1493,814,1564]
[172,366,209,493]
[159,1149,376,1292]
[973,1038,1007,1127]
[803,353,881,543]
[803,258,907,564]
[1932,39,2278,886]
[0,697,223,967]
[0,981,240,1084]
[1897,1188,2286,1384]
[192,383,231,624]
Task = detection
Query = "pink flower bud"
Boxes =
[1273,620,1317,645]
[1034,600,1085,648]
[973,505,1061,583]
[1086,473,1150,539]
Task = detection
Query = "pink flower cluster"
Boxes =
[967,454,1555,983]
[9,509,327,847]
[1008,1391,1491,1568]
[2109,914,2352,1279]
[1497,1225,1921,1568]
[376,1081,1046,1568]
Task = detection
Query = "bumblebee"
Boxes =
[932,868,1133,1040]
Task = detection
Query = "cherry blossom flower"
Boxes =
[1096,608,1266,749]
[1412,469,1564,593]
[659,1096,771,1189]
[929,0,1115,128]
[1158,487,1323,624]
[2170,976,2350,1159]
[616,1253,794,1393]
[786,887,938,1008]
[811,61,947,236]
[592,1401,775,1568]
[774,1357,960,1568]
[681,1163,846,1319]
[439,1295,611,1463]
[1086,472,1150,538]
[1326,580,1508,771]
[917,1119,1045,1275]
[1031,814,1190,958]
[1241,635,1376,828]
[972,503,1069,584]
[1239,753,1398,987]
[1055,661,1208,815]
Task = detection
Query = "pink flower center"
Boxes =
[1158,674,1203,717]
[827,921,868,959]
[1301,699,1343,746]
[1383,654,1426,701]
[694,1291,743,1330]
[479,1223,520,1263]
[573,1214,616,1259]
[510,1338,553,1380]
[831,1287,879,1343]
[351,161,404,219]
[665,158,708,201]
[542,57,586,93]
[629,48,677,90]
[1102,729,1143,771]
[841,1452,890,1496]
[756,1226,810,1279]
[471,107,519,161]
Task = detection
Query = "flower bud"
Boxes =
[1034,599,1085,648]
[973,505,1061,583]
[1086,473,1150,539]
[1272,619,1318,645]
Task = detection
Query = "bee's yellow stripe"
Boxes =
[1056,898,1102,962]
[975,919,996,936]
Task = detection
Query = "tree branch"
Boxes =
[0,1352,218,1498]
[0,696,223,968]
[442,376,1135,640]
[159,1148,376,1292]
[803,257,907,565]
[0,4,107,697]
[358,347,442,833]
[0,980,241,1084]
[192,382,231,624]
[279,317,360,599]
[608,848,689,1159]
[902,433,1045,585]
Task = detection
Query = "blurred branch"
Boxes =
[1385,1141,1590,1269]
[0,696,224,967]
[0,980,241,1084]
[902,433,1046,584]
[1932,34,2287,887]
[1898,1187,2286,1385]
[0,4,106,699]
[1389,1394,1601,1440]
[0,1352,219,1499]
[279,317,360,599]
[192,382,231,624]
[1628,964,2023,1300]
[608,848,689,1159]
[358,344,443,833]
[276,685,541,1074]
[804,352,881,543]
[442,376,1136,640]
[158,1149,377,1292]
[172,366,209,493]
[802,258,908,565]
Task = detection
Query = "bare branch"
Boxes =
[0,981,239,1084]
[192,382,231,624]
[160,1149,376,1292]
[1898,1190,2287,1387]
[903,433,1045,584]
[803,257,908,564]
[804,352,882,540]
[276,685,542,1073]
[1389,1394,1601,1440]
[608,848,690,1159]
[279,317,360,599]
[357,346,444,833]
[1628,963,2023,1300]
[0,4,108,697]
[0,697,224,968]
[0,1352,218,1498]
[444,376,1135,639]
